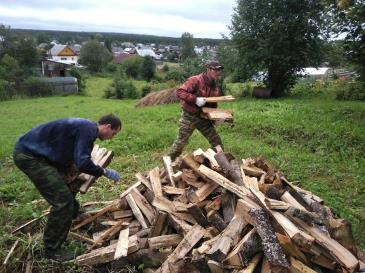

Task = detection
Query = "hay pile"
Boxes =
[135,88,179,108]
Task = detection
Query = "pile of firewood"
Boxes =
[70,146,364,273]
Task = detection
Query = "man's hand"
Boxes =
[195,97,206,107]
[104,168,120,181]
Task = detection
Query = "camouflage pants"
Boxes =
[168,110,223,160]
[13,149,78,254]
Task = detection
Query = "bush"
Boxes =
[164,70,185,83]
[23,77,55,97]
[68,68,86,94]
[104,79,139,99]
[336,80,365,101]
[0,79,16,101]
[142,85,152,97]
[162,64,169,72]
[225,82,253,98]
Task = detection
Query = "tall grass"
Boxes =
[0,76,364,272]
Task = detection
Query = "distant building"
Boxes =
[113,52,136,64]
[48,44,79,66]
[136,48,158,59]
[299,67,333,80]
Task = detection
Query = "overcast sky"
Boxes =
[0,0,237,39]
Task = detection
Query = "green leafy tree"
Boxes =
[181,32,196,61]
[325,0,365,81]
[141,56,156,81]
[121,56,144,78]
[231,0,326,97]
[78,40,112,72]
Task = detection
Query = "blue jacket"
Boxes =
[15,118,104,177]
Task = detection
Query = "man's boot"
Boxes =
[45,248,76,262]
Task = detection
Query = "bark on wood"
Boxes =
[275,233,308,265]
[290,256,318,273]
[207,260,225,273]
[221,191,236,224]
[188,203,209,228]
[88,220,127,251]
[214,152,243,186]
[167,214,192,235]
[238,253,263,273]
[329,218,357,256]
[207,210,226,232]
[281,192,307,211]
[191,255,212,273]
[249,208,291,272]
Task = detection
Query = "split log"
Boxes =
[155,224,206,273]
[207,260,225,273]
[238,253,263,273]
[221,191,236,223]
[150,167,163,197]
[114,227,129,259]
[188,180,219,203]
[214,152,243,186]
[329,218,357,256]
[191,255,211,273]
[198,165,250,199]
[69,231,100,246]
[112,210,133,220]
[291,217,359,272]
[249,208,291,272]
[79,149,113,193]
[130,188,156,224]
[281,192,307,211]
[163,156,176,187]
[290,256,318,273]
[147,234,183,250]
[224,228,262,267]
[275,233,308,265]
[149,210,168,238]
[207,210,226,232]
[167,214,192,235]
[163,186,185,195]
[193,148,206,163]
[187,203,209,228]
[135,172,152,191]
[285,207,324,226]
[206,216,247,262]
[111,249,171,269]
[126,194,148,229]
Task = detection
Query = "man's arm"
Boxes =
[176,77,199,103]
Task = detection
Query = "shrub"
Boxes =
[68,68,86,94]
[0,79,16,101]
[104,79,139,99]
[142,85,152,97]
[225,82,253,98]
[162,64,169,72]
[336,80,365,101]
[164,70,185,83]
[23,77,55,97]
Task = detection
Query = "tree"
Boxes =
[141,56,156,81]
[181,32,196,61]
[325,0,365,81]
[230,0,326,97]
[121,56,144,78]
[78,40,112,72]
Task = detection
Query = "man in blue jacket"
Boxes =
[13,113,122,262]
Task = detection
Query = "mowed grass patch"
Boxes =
[0,76,364,271]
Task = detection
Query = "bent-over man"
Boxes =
[13,113,122,262]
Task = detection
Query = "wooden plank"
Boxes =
[76,243,116,266]
[149,167,163,197]
[114,227,129,259]
[147,234,183,250]
[126,194,148,229]
[204,95,235,103]
[207,111,233,121]
[202,107,233,115]
[155,224,206,273]
[163,156,176,187]
[131,188,156,225]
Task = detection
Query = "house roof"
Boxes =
[302,67,330,75]
[49,44,77,56]
[113,52,135,64]
[136,48,157,58]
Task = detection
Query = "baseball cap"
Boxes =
[206,60,224,70]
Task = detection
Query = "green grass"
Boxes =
[0,76,364,271]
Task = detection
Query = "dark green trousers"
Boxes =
[169,110,223,160]
[13,149,76,254]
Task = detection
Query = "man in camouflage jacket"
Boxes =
[169,61,224,160]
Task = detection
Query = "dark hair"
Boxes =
[98,114,122,130]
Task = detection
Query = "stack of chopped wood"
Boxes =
[72,147,365,273]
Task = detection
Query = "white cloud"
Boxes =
[0,0,236,38]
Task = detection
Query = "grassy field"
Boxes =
[0,76,364,271]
